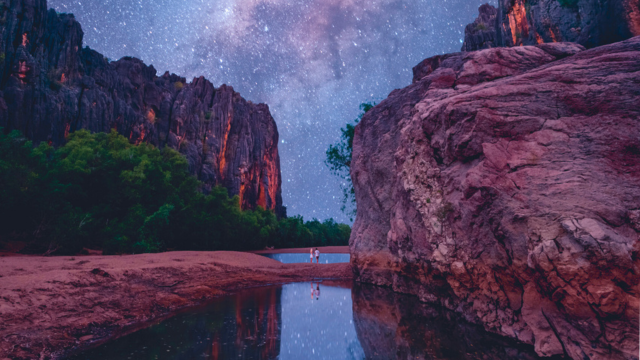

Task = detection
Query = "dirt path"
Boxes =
[0,251,352,359]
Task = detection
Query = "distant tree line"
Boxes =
[0,129,350,255]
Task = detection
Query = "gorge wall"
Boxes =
[349,36,640,360]
[462,0,640,51]
[0,0,284,216]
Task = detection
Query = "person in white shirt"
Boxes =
[315,248,319,263]
[310,248,313,263]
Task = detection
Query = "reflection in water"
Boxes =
[70,282,543,360]
[69,286,283,360]
[352,283,543,360]
[279,282,363,360]
[262,253,350,264]
[69,282,361,360]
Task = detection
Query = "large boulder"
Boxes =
[350,38,640,359]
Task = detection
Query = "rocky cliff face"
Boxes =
[0,0,284,216]
[463,0,640,51]
[350,37,640,359]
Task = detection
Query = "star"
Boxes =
[48,0,495,223]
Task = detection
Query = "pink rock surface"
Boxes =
[350,38,640,359]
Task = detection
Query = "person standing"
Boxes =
[310,248,313,263]
[315,248,319,263]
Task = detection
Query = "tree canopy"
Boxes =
[325,103,375,220]
[0,129,350,254]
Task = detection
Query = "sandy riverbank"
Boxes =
[0,251,352,359]
[251,245,349,254]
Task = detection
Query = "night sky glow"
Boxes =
[49,0,495,223]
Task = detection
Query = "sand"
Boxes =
[0,251,352,359]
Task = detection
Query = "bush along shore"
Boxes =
[0,129,350,255]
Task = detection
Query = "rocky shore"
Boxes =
[0,252,351,359]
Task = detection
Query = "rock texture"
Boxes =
[0,0,284,215]
[350,38,640,359]
[352,284,543,360]
[463,0,640,51]
[462,4,499,52]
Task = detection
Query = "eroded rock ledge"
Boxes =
[350,38,640,359]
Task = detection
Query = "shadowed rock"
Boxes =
[351,38,640,359]
[0,0,284,216]
[463,0,640,51]
[352,283,547,360]
[462,4,499,52]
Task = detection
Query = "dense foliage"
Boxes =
[325,103,375,220]
[0,129,350,254]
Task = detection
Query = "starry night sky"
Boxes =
[48,0,495,224]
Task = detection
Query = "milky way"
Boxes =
[48,0,495,224]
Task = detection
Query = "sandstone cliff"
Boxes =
[0,0,284,215]
[350,38,640,359]
[463,0,640,51]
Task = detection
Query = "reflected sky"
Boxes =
[68,282,542,360]
[279,282,363,359]
[68,282,361,360]
[262,253,350,264]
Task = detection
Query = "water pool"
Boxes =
[262,253,350,264]
[68,282,542,360]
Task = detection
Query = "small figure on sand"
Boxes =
[310,248,313,263]
[315,248,319,263]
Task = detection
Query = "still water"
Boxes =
[68,282,542,360]
[262,253,350,264]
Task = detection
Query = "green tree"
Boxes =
[325,103,375,220]
[0,128,352,254]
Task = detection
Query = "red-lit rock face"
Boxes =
[17,61,28,79]
[463,0,640,51]
[0,1,283,216]
[351,38,640,359]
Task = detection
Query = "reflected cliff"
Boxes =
[69,286,284,360]
[70,282,543,360]
[352,283,544,360]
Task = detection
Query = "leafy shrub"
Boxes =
[0,129,350,254]
[325,103,376,220]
